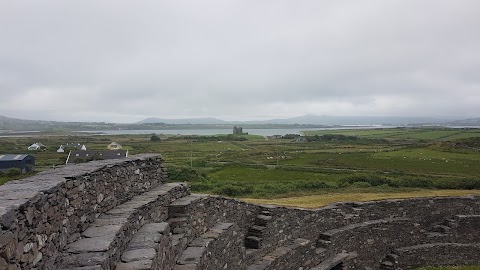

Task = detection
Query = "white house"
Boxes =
[28,143,46,151]
[57,145,65,153]
[107,142,122,150]
[81,145,87,151]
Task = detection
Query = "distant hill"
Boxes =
[2,114,477,133]
[447,118,480,126]
[138,115,446,126]
[0,115,45,124]
[137,117,228,125]
[237,115,445,126]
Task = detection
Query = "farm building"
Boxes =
[59,143,87,152]
[66,150,128,164]
[107,142,122,150]
[27,143,46,151]
[0,154,35,173]
[292,136,308,143]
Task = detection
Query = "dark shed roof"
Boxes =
[0,154,31,161]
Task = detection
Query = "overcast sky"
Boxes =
[0,1,479,123]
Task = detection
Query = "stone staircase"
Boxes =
[174,222,245,270]
[165,194,207,261]
[380,243,480,270]
[309,252,358,270]
[54,183,189,269]
[244,210,273,263]
[116,222,173,270]
[54,183,249,270]
[246,238,324,270]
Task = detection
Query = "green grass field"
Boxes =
[1,128,479,270]
[1,128,480,200]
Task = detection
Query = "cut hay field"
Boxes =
[243,189,480,208]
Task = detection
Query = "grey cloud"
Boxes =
[0,0,479,122]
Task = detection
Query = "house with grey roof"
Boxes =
[0,154,35,173]
[66,150,128,164]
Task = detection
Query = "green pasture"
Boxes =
[1,127,480,198]
[304,128,480,141]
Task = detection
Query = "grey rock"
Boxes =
[116,260,153,270]
[121,248,156,262]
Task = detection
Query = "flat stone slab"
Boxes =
[56,252,107,267]
[189,237,211,247]
[66,237,113,253]
[121,248,156,262]
[178,246,205,265]
[58,265,103,270]
[173,264,197,270]
[116,260,153,270]
[169,194,204,206]
[94,216,129,226]
[127,233,161,250]
[82,225,121,238]
[310,252,357,270]
[139,222,170,235]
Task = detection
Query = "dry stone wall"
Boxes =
[0,154,167,269]
[0,155,479,270]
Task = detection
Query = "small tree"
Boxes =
[150,134,161,142]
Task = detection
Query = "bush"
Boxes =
[190,182,212,192]
[342,175,391,187]
[296,180,330,190]
[6,168,21,176]
[58,156,67,164]
[150,134,161,142]
[351,181,372,188]
[434,178,480,190]
[213,184,253,197]
[168,166,206,182]
[393,177,434,188]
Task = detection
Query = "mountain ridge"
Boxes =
[1,114,479,132]
[136,115,447,125]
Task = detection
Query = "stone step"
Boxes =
[166,193,212,260]
[380,242,480,270]
[168,194,204,218]
[380,253,399,270]
[316,233,332,248]
[166,216,193,259]
[453,214,480,229]
[255,215,272,226]
[432,224,451,233]
[169,217,190,233]
[309,252,358,270]
[115,222,173,270]
[260,210,272,216]
[316,239,331,248]
[246,238,319,270]
[245,236,263,249]
[55,183,189,270]
[173,222,244,270]
[248,225,266,238]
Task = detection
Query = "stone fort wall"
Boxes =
[0,155,479,270]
